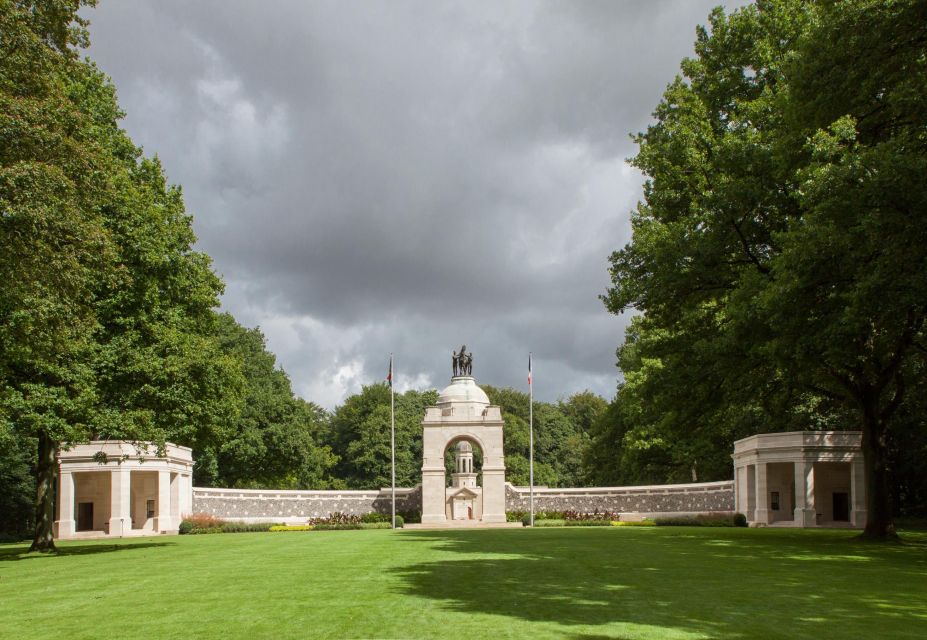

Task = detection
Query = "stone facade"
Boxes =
[192,486,422,523]
[505,481,734,517]
[733,431,865,528]
[191,481,734,523]
[56,441,194,539]
[421,376,507,524]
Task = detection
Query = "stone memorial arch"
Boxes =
[421,371,506,524]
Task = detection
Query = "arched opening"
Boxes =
[441,436,484,520]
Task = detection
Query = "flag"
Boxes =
[387,356,393,387]
[528,353,532,386]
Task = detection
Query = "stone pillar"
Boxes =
[109,468,131,537]
[154,470,173,532]
[180,474,193,516]
[793,460,816,527]
[420,468,447,524]
[481,466,506,523]
[170,473,180,522]
[850,459,867,528]
[754,462,770,525]
[746,465,756,522]
[734,466,745,514]
[55,471,76,538]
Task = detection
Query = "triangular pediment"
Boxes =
[450,487,479,499]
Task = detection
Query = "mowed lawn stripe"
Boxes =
[1,527,925,639]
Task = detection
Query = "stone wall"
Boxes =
[505,480,734,517]
[192,486,422,523]
[191,480,734,522]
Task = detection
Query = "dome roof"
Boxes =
[456,441,473,453]
[437,376,490,407]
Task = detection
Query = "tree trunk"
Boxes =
[860,403,897,540]
[29,432,58,552]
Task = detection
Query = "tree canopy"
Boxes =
[603,0,927,537]
[1,0,243,549]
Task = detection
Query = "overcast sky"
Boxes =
[84,0,744,409]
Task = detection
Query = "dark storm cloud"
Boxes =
[85,0,746,407]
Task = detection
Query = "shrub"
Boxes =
[506,511,526,523]
[220,522,276,533]
[563,509,617,522]
[178,520,193,535]
[270,525,314,532]
[566,519,612,527]
[398,509,421,524]
[734,513,748,527]
[313,523,364,530]
[612,520,656,527]
[182,513,225,530]
[359,522,391,530]
[357,513,403,527]
[655,516,702,526]
[655,513,740,527]
[361,512,390,523]
[532,519,566,527]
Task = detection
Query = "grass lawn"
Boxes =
[1,527,926,639]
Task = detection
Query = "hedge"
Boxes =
[654,513,746,527]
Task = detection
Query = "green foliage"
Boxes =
[178,516,275,534]
[270,525,314,532]
[654,513,741,527]
[328,385,438,489]
[198,314,339,490]
[532,519,565,527]
[602,0,927,535]
[0,0,245,547]
[0,432,34,537]
[326,383,605,490]
[397,509,420,524]
[482,385,604,487]
[219,522,276,534]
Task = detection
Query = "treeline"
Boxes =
[322,384,607,490]
[598,0,927,535]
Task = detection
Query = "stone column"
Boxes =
[734,466,745,514]
[179,474,192,517]
[55,471,76,538]
[170,473,180,522]
[109,468,131,537]
[754,462,770,525]
[154,470,172,532]
[793,460,816,527]
[420,468,447,524]
[481,466,507,523]
[850,459,867,528]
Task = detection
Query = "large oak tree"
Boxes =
[605,0,926,538]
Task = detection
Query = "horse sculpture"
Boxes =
[453,345,471,377]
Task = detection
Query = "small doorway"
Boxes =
[833,492,850,522]
[77,502,94,531]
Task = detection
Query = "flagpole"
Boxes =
[390,354,396,529]
[529,352,534,527]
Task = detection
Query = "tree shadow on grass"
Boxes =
[0,539,175,562]
[393,528,927,639]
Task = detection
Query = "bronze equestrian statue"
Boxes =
[452,345,472,376]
